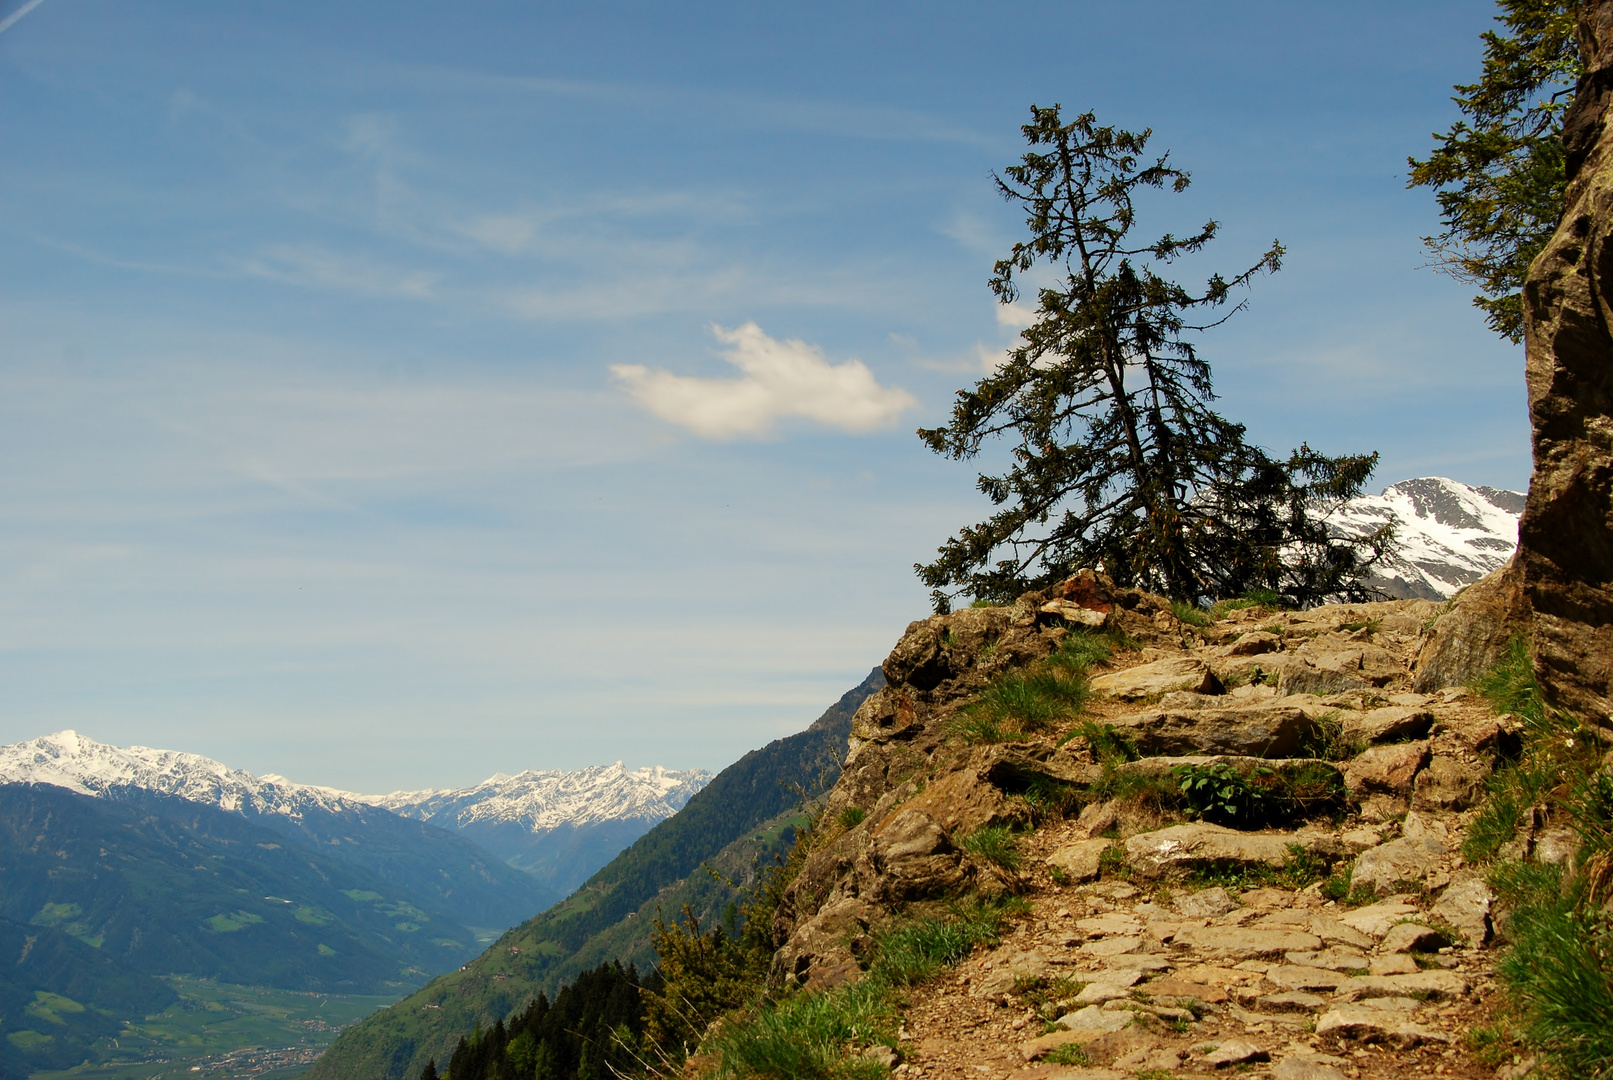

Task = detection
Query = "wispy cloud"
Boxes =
[0,0,49,37]
[611,322,915,439]
[239,244,440,299]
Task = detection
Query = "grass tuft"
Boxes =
[709,899,1023,1080]
[961,826,1021,871]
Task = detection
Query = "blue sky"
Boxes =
[0,1,1526,791]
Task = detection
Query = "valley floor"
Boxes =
[28,978,400,1080]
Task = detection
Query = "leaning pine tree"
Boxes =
[917,105,1392,612]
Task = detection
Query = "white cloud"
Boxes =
[611,322,915,439]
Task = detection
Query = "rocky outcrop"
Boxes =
[1434,0,1613,717]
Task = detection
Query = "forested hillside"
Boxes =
[309,668,883,1080]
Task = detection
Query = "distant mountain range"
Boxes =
[0,731,716,1076]
[1328,476,1522,600]
[309,667,886,1080]
[361,763,711,897]
[0,731,713,907]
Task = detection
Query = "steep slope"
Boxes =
[0,731,557,929]
[0,783,488,991]
[308,667,884,1080]
[1327,476,1522,599]
[0,914,177,1076]
[365,763,711,897]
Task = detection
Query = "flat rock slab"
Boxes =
[1137,977,1228,1003]
[1174,926,1323,958]
[1098,954,1172,972]
[1054,1004,1134,1035]
[1308,915,1375,949]
[1286,948,1369,971]
[1271,1058,1348,1080]
[1337,900,1423,938]
[1090,657,1220,700]
[1078,936,1142,957]
[1125,823,1306,879]
[1379,921,1451,953]
[1337,970,1469,1002]
[1046,838,1110,883]
[1104,705,1322,758]
[1075,913,1141,936]
[1368,955,1419,975]
[1315,1005,1453,1047]
[1348,838,1451,896]
[1259,990,1327,1012]
[1174,886,1240,918]
[1203,1038,1270,1067]
[1264,964,1351,991]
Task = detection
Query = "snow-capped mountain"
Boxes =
[0,730,712,905]
[0,729,362,818]
[0,730,558,930]
[360,764,712,894]
[1329,477,1523,600]
[363,762,710,832]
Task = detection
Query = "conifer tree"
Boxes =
[917,105,1390,610]
[1408,0,1579,342]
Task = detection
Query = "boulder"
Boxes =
[1124,823,1300,879]
[1090,656,1222,700]
[1104,706,1322,758]
[1413,567,1529,693]
[1226,631,1281,656]
[1412,756,1486,811]
[1343,741,1430,797]
[1431,874,1494,946]
[862,808,969,901]
[1352,836,1445,894]
[1280,637,1404,695]
[1341,707,1434,746]
[1378,921,1451,954]
[1040,598,1109,627]
[1046,838,1111,883]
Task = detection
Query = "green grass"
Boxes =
[960,826,1021,871]
[1043,1042,1090,1066]
[1182,844,1335,892]
[837,806,866,830]
[953,632,1109,743]
[28,977,401,1080]
[1170,601,1211,628]
[709,899,1021,1080]
[1458,640,1613,1079]
[1490,861,1613,1079]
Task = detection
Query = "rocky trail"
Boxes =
[767,577,1538,1080]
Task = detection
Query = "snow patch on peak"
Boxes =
[0,732,712,837]
[0,730,362,818]
[1328,476,1523,599]
[362,762,714,834]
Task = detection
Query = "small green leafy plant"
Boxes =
[1174,762,1265,824]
